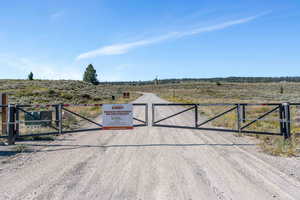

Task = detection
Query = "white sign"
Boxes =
[102,104,133,130]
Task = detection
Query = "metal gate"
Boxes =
[152,103,300,139]
[2,102,300,145]
[0,103,148,144]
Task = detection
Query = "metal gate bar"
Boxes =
[62,107,103,127]
[154,106,195,125]
[240,106,279,130]
[197,106,237,127]
[152,103,290,138]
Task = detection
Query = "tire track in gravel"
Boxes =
[192,130,300,199]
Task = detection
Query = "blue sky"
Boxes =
[0,0,299,81]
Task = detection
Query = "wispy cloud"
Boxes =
[50,11,65,20]
[76,12,270,60]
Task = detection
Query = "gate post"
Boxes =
[152,104,155,126]
[282,103,291,139]
[55,105,60,127]
[145,104,149,126]
[58,104,63,134]
[236,104,241,133]
[15,105,20,136]
[279,104,285,137]
[7,104,16,145]
[241,105,246,123]
[194,104,198,128]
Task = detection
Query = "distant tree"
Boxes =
[154,76,159,85]
[216,81,222,86]
[28,72,34,80]
[83,64,99,85]
[280,85,284,94]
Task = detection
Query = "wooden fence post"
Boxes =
[1,93,8,136]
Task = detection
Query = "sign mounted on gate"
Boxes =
[102,104,133,130]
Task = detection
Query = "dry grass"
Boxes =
[0,79,141,105]
[12,144,29,153]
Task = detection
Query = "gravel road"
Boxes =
[0,93,299,200]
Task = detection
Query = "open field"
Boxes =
[128,81,300,156]
[0,79,140,104]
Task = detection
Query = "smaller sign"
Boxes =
[102,104,133,130]
[25,111,53,127]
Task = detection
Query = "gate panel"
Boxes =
[2,103,148,144]
[152,103,197,129]
[152,103,287,138]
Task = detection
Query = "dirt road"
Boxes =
[0,93,300,200]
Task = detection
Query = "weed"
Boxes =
[12,144,28,153]
[259,136,298,157]
[16,135,55,141]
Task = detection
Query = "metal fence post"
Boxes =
[55,105,59,127]
[282,103,291,139]
[15,105,19,136]
[279,105,285,137]
[7,104,16,145]
[236,104,241,133]
[195,104,198,128]
[242,105,246,123]
[145,104,149,126]
[58,104,63,134]
[152,104,156,126]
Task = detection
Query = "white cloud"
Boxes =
[77,33,178,59]
[50,11,65,20]
[76,12,269,60]
[0,55,82,80]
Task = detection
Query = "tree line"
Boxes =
[27,65,300,85]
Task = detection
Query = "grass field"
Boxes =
[129,81,300,156]
[0,79,140,105]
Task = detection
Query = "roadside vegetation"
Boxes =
[130,81,300,156]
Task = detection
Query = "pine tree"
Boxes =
[280,85,284,94]
[28,72,34,80]
[83,64,99,85]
